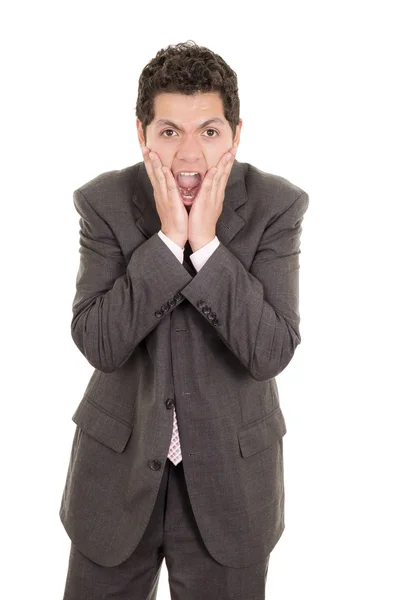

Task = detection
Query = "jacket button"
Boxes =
[165,398,175,409]
[175,292,184,301]
[197,299,206,308]
[214,318,221,326]
[154,309,163,318]
[208,311,216,320]
[168,298,176,307]
[161,303,170,312]
[149,459,162,471]
[202,305,211,315]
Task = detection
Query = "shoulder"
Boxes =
[241,161,309,219]
[74,162,141,209]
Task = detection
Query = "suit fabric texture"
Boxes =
[62,459,270,600]
[158,228,221,465]
[59,158,309,570]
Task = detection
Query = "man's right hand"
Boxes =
[141,145,188,249]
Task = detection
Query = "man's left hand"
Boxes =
[188,143,239,252]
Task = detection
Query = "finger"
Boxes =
[217,147,235,172]
[162,166,184,203]
[213,149,234,186]
[142,146,167,192]
[148,151,168,189]
[140,145,157,187]
[200,166,218,193]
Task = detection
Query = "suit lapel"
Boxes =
[132,159,248,251]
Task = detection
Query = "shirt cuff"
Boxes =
[158,230,184,264]
[190,236,220,271]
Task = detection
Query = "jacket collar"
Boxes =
[131,159,248,247]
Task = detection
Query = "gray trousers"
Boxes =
[62,458,270,599]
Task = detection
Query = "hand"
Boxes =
[188,143,239,252]
[141,145,188,248]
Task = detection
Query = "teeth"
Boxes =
[179,188,196,197]
[177,172,200,176]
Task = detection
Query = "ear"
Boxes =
[136,119,146,146]
[233,118,243,146]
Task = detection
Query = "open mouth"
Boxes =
[178,185,201,203]
[174,171,203,204]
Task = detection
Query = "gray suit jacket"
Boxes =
[59,158,309,568]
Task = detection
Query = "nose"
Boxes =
[175,135,203,162]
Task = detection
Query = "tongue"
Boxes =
[177,174,201,189]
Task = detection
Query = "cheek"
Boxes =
[147,146,173,168]
[208,142,230,164]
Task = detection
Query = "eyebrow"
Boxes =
[154,118,226,131]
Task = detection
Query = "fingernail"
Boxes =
[225,153,232,161]
[149,152,157,160]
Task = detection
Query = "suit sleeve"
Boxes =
[70,189,192,373]
[181,192,309,381]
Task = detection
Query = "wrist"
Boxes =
[189,235,215,253]
[161,229,186,249]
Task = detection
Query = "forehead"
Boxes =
[152,92,226,125]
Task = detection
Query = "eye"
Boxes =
[203,129,218,137]
[160,128,219,138]
[161,129,177,137]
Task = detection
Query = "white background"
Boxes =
[2,1,399,598]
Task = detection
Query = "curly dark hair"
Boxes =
[135,40,240,143]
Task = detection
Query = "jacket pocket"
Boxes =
[71,395,133,453]
[237,405,287,458]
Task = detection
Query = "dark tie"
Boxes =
[167,240,194,464]
[183,241,196,276]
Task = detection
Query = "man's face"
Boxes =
[137,92,242,208]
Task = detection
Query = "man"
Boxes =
[60,40,309,599]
